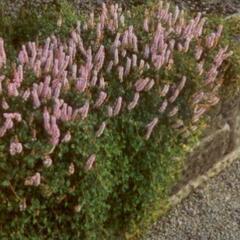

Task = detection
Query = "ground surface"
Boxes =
[74,0,240,14]
[78,0,240,15]
[144,158,240,240]
[2,0,240,16]
[172,0,240,15]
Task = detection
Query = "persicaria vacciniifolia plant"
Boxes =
[0,1,233,239]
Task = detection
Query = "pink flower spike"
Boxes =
[9,139,23,156]
[192,106,207,123]
[24,172,41,187]
[13,113,22,122]
[71,63,77,80]
[195,45,203,60]
[125,57,132,76]
[4,118,14,130]
[128,92,140,111]
[107,106,113,117]
[132,54,137,67]
[96,121,106,137]
[99,76,106,89]
[31,88,41,108]
[62,131,71,143]
[76,78,87,92]
[91,72,98,87]
[159,99,168,113]
[94,91,107,108]
[168,106,179,117]
[68,162,75,175]
[144,79,155,92]
[143,17,149,32]
[160,84,170,97]
[8,83,19,97]
[178,76,187,91]
[169,89,180,103]
[107,60,114,73]
[43,155,53,168]
[0,38,7,69]
[79,101,90,120]
[114,48,119,66]
[49,116,60,145]
[113,97,123,116]
[0,75,5,93]
[145,117,159,140]
[144,44,150,59]
[134,78,150,92]
[85,154,96,171]
[43,107,51,132]
[118,66,124,82]
[2,98,9,110]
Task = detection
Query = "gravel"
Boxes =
[3,0,240,17]
[171,0,240,15]
[143,158,240,240]
[0,0,145,17]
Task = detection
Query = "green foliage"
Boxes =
[0,101,200,240]
[216,16,240,99]
[184,12,240,100]
[0,0,80,59]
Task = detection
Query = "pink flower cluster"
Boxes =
[24,172,41,186]
[43,155,53,168]
[0,2,233,178]
[43,107,61,145]
[9,139,23,156]
[0,38,6,69]
[0,113,22,137]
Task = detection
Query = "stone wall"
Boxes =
[172,93,240,194]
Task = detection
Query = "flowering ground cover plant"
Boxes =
[0,1,237,239]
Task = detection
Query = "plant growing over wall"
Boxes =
[0,1,234,239]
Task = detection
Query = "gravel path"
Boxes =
[144,158,240,240]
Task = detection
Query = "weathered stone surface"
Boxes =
[172,122,231,193]
[172,90,240,192]
[170,146,240,206]
[221,94,240,151]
